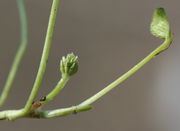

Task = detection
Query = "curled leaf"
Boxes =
[150,8,170,39]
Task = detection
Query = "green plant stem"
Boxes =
[0,105,92,120]
[0,0,61,120]
[0,36,172,120]
[23,0,61,111]
[0,7,172,121]
[0,0,28,107]
[35,105,92,118]
[77,36,172,108]
[0,0,62,120]
[30,75,70,111]
[45,76,69,103]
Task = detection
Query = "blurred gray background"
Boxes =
[0,0,180,131]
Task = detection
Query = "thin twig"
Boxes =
[0,0,28,107]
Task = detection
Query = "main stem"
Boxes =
[0,0,28,107]
[78,37,172,107]
[24,0,61,111]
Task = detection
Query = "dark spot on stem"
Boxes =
[73,110,78,115]
[40,96,46,101]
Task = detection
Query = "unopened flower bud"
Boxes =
[60,53,78,77]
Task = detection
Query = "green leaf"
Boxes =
[150,8,170,39]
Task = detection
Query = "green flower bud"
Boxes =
[150,8,170,39]
[60,53,78,77]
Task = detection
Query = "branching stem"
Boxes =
[30,75,70,111]
[0,4,172,121]
[0,0,61,120]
